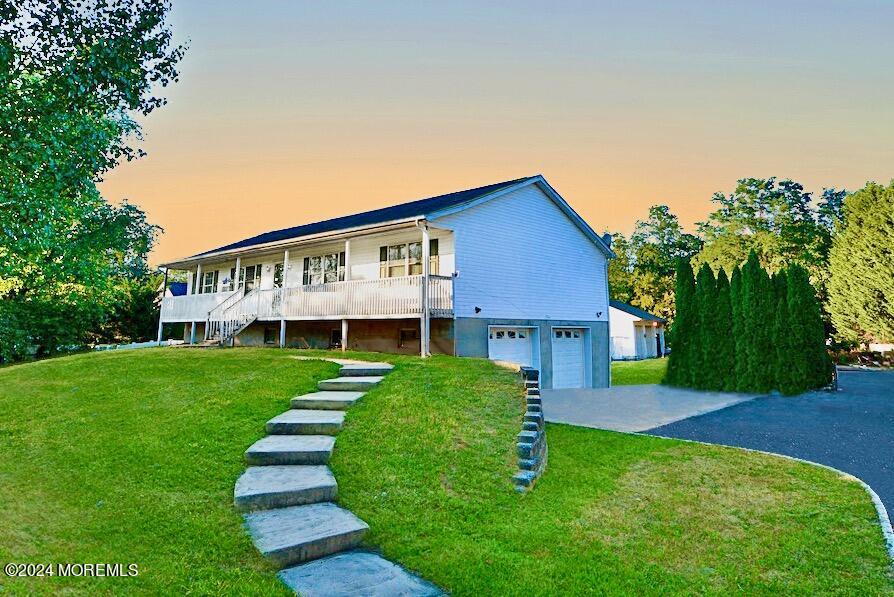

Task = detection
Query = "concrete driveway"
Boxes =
[541,384,760,433]
[647,369,894,514]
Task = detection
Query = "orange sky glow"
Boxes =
[97,1,894,265]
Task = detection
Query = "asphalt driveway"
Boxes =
[647,370,894,514]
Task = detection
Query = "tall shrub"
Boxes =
[771,272,799,395]
[665,259,696,386]
[788,265,832,389]
[696,264,719,390]
[741,252,774,392]
[730,266,748,390]
[715,269,736,391]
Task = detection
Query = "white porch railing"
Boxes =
[159,292,231,322]
[159,275,454,323]
[257,274,454,320]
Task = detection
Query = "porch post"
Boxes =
[342,238,351,353]
[190,321,197,344]
[341,318,348,352]
[194,263,202,294]
[280,249,289,348]
[344,239,351,281]
[420,224,431,358]
[186,267,194,295]
[233,257,241,291]
[156,267,169,344]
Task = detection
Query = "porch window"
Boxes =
[302,252,345,285]
[379,239,439,278]
[200,270,219,294]
[273,263,284,288]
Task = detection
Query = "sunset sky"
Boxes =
[97,1,894,265]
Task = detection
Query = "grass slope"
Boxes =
[0,348,338,595]
[612,358,668,385]
[1,349,891,595]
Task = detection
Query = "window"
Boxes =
[200,270,218,294]
[273,263,284,288]
[398,328,419,348]
[263,327,277,345]
[302,252,345,285]
[379,239,439,278]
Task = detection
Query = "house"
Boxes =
[157,175,613,389]
[609,300,666,360]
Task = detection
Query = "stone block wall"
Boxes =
[512,367,547,491]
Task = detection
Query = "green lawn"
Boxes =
[1,349,891,595]
[612,357,668,385]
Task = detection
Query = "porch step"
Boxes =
[234,465,337,512]
[317,376,384,392]
[338,363,394,378]
[291,391,365,411]
[245,435,335,466]
[279,550,444,597]
[267,410,345,435]
[244,502,369,568]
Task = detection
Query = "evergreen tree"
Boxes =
[695,264,718,390]
[715,269,736,391]
[741,252,775,392]
[730,266,748,391]
[665,259,696,386]
[788,265,832,390]
[771,272,799,395]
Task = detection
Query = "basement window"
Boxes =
[263,327,277,345]
[398,328,419,348]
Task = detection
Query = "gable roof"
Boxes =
[172,175,613,264]
[610,299,665,323]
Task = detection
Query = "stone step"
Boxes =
[512,469,537,488]
[291,391,365,411]
[235,465,337,511]
[245,435,335,466]
[338,363,394,378]
[244,502,369,568]
[279,550,443,597]
[318,376,384,392]
[267,409,345,435]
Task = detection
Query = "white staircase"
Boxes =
[205,288,260,346]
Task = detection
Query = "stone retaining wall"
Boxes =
[512,367,547,491]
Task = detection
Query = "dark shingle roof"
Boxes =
[610,299,665,322]
[193,176,534,257]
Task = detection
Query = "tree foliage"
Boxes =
[827,181,894,345]
[0,0,185,360]
[664,259,696,387]
[606,205,700,322]
[666,256,830,395]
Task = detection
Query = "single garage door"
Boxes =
[552,328,585,389]
[488,327,534,367]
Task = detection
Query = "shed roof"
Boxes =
[610,299,666,323]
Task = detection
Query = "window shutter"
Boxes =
[303,257,310,285]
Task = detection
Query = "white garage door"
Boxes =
[488,327,534,367]
[552,328,585,389]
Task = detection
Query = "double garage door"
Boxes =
[487,326,586,389]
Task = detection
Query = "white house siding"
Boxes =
[434,184,608,322]
[609,308,638,359]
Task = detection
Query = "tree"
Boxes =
[664,259,696,387]
[695,264,717,390]
[715,269,736,391]
[827,181,894,346]
[740,252,774,392]
[770,271,801,395]
[730,266,747,390]
[0,0,184,360]
[607,205,700,323]
[606,233,633,303]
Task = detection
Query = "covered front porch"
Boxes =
[157,220,454,356]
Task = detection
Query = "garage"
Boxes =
[487,327,534,367]
[552,328,586,389]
